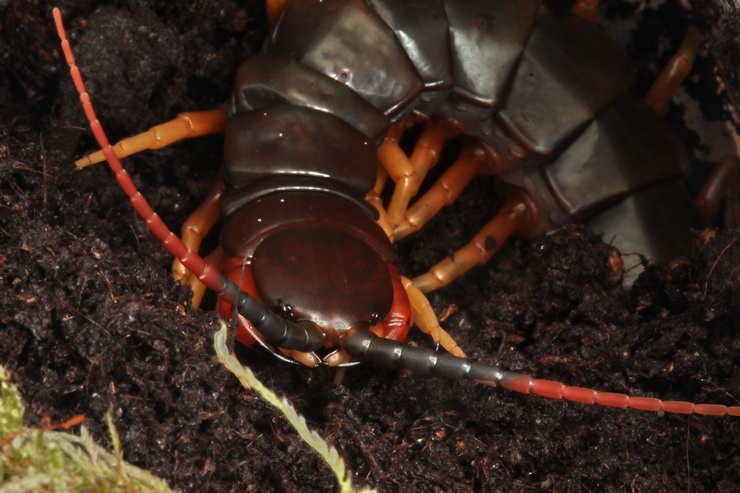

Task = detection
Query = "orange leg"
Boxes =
[172,180,226,307]
[75,104,227,168]
[571,0,600,23]
[644,25,702,117]
[186,247,225,309]
[365,189,395,240]
[696,156,740,221]
[326,264,414,367]
[379,119,460,229]
[401,277,466,358]
[394,143,487,240]
[373,118,409,200]
[412,193,533,294]
[325,264,466,367]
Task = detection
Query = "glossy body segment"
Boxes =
[231,54,389,142]
[219,88,398,348]
[585,180,706,282]
[369,0,453,91]
[444,0,542,107]
[222,104,377,216]
[497,13,632,155]
[542,97,689,220]
[220,191,392,261]
[524,95,707,284]
[254,0,706,287]
[75,0,706,289]
[268,0,424,116]
[252,226,394,334]
[223,48,392,321]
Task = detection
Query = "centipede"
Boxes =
[6,0,738,490]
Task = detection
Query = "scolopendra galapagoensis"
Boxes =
[55,0,739,410]
[1,0,740,490]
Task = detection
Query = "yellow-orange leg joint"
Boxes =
[171,180,226,306]
[696,156,740,221]
[75,105,227,168]
[381,120,460,228]
[412,193,532,294]
[644,25,702,117]
[394,143,486,240]
[401,276,466,358]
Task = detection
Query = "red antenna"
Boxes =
[53,8,326,353]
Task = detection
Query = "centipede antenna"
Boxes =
[53,8,325,352]
[341,327,740,416]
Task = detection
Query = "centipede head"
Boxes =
[251,226,394,340]
[219,223,401,366]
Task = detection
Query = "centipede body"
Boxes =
[1,0,739,491]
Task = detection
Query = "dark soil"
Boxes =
[2,1,738,491]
